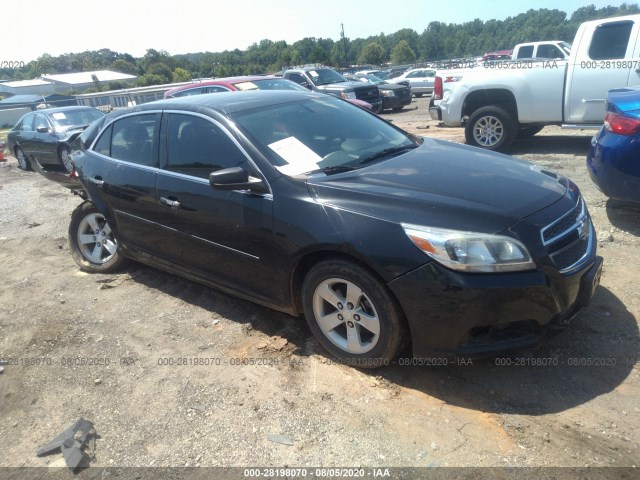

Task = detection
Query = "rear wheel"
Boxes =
[414,93,423,98]
[15,147,31,171]
[465,105,517,151]
[302,259,405,368]
[68,201,128,273]
[392,106,404,112]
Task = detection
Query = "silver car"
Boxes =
[387,68,436,97]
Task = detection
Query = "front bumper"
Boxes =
[382,94,413,110]
[388,254,603,357]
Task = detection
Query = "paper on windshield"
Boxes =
[309,71,319,78]
[52,113,67,120]
[234,82,258,91]
[268,136,321,176]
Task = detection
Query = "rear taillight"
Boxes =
[433,76,443,100]
[604,112,640,135]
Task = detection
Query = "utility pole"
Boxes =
[340,23,348,69]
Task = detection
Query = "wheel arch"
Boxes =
[289,249,405,319]
[462,89,518,121]
[290,249,413,359]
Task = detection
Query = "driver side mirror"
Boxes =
[209,167,269,194]
[36,125,49,133]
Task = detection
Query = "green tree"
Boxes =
[391,40,416,64]
[172,67,191,82]
[146,62,172,83]
[110,59,138,75]
[137,74,165,86]
[357,42,386,66]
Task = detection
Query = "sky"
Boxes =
[1,0,625,62]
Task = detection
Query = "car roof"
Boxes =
[29,106,100,115]
[164,76,278,95]
[140,90,326,115]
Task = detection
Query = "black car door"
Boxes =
[81,112,162,254]
[15,113,36,157]
[32,113,58,167]
[155,112,276,303]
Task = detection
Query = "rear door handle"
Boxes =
[88,176,104,186]
[160,196,181,209]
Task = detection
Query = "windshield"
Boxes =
[235,78,308,91]
[50,108,104,130]
[231,96,420,176]
[308,68,347,86]
[361,74,385,85]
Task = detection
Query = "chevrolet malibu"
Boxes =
[59,90,602,367]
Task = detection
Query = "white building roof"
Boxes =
[41,70,136,85]
[1,78,53,88]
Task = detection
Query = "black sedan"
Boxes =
[345,74,412,112]
[8,106,104,172]
[49,90,601,367]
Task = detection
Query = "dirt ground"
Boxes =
[1,97,639,475]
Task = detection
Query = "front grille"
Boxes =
[396,88,411,97]
[355,87,380,102]
[541,197,592,273]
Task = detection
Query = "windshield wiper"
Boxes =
[358,144,418,165]
[314,165,358,175]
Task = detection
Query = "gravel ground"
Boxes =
[0,97,639,476]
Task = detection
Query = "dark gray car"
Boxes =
[8,106,104,172]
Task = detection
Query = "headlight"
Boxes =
[381,90,396,97]
[402,224,535,272]
[340,91,357,100]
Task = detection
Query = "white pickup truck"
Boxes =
[430,14,640,150]
[511,40,571,60]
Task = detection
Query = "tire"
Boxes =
[302,259,405,368]
[465,105,517,151]
[517,125,544,139]
[372,103,383,114]
[414,93,423,98]
[392,106,404,112]
[60,146,73,172]
[15,147,31,171]
[68,201,128,273]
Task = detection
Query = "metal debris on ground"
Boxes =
[37,418,96,469]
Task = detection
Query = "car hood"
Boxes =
[306,138,568,234]
[317,80,369,90]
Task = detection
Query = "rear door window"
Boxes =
[589,21,633,60]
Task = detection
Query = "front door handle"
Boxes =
[160,196,181,209]
[88,176,104,186]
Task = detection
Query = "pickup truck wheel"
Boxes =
[517,125,544,139]
[465,106,516,151]
[302,259,405,368]
[68,201,128,273]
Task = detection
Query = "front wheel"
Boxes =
[302,259,405,368]
[60,146,73,172]
[15,147,31,171]
[465,106,517,151]
[68,201,128,273]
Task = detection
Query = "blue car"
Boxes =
[587,87,640,203]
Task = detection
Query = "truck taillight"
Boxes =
[433,76,443,100]
[605,112,640,135]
